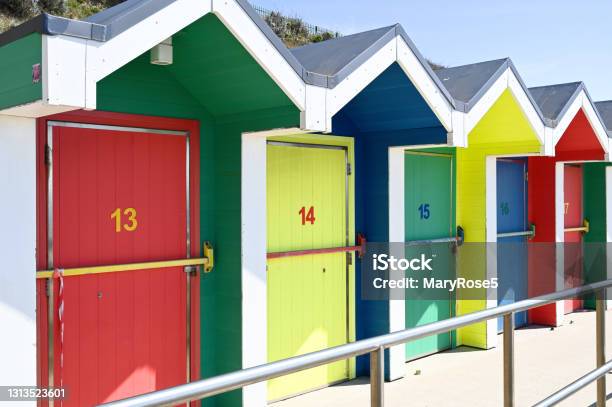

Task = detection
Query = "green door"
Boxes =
[266,142,349,400]
[405,151,453,360]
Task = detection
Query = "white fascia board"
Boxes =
[464,70,509,137]
[325,37,396,128]
[395,38,453,132]
[325,36,454,135]
[43,34,87,110]
[213,0,306,112]
[301,84,327,132]
[576,91,609,155]
[464,68,548,154]
[81,0,307,113]
[449,110,467,148]
[84,0,212,109]
[507,71,548,153]
[552,93,582,147]
[550,92,609,157]
[3,35,87,117]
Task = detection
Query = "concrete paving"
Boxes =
[274,310,612,407]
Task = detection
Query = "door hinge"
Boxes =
[346,251,353,265]
[46,279,51,297]
[346,163,352,176]
[525,171,528,181]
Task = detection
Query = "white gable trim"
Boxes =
[15,0,316,125]
[212,0,306,114]
[552,90,609,156]
[324,35,454,135]
[461,68,551,155]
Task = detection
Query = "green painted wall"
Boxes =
[0,33,42,110]
[97,13,299,407]
[583,163,608,309]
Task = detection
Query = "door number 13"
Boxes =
[111,207,138,232]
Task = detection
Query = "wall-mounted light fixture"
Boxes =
[150,37,173,65]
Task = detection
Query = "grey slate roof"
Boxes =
[529,82,609,134]
[291,24,455,105]
[291,26,395,85]
[595,101,612,135]
[435,59,507,109]
[0,1,454,100]
[435,58,546,124]
[529,82,583,126]
[0,0,304,81]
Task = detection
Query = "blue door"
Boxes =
[496,159,528,331]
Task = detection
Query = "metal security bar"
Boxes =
[497,224,536,239]
[564,219,590,234]
[36,257,211,279]
[99,278,611,407]
[267,234,366,259]
[406,226,465,246]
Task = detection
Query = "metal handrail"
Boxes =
[99,279,611,407]
[534,359,612,407]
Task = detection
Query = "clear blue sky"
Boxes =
[254,0,612,101]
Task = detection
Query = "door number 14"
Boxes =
[299,206,316,225]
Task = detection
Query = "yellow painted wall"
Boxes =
[456,89,541,348]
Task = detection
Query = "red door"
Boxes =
[563,164,583,313]
[46,120,197,406]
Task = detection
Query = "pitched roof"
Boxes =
[435,58,507,109]
[291,26,396,86]
[529,82,583,125]
[595,101,612,134]
[290,24,454,104]
[0,1,452,102]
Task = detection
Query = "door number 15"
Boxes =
[418,203,430,220]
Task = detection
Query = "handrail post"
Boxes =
[370,347,384,407]
[504,313,515,407]
[596,289,606,407]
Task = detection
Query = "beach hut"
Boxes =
[0,1,336,406]
[527,83,609,326]
[434,58,551,348]
[241,24,461,391]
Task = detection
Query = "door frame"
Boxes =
[495,157,529,330]
[484,154,538,347]
[241,129,356,406]
[388,144,451,379]
[36,110,201,402]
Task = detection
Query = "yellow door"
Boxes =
[267,142,348,400]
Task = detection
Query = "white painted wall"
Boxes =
[241,132,268,407]
[387,147,405,380]
[606,167,612,308]
[0,115,37,405]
